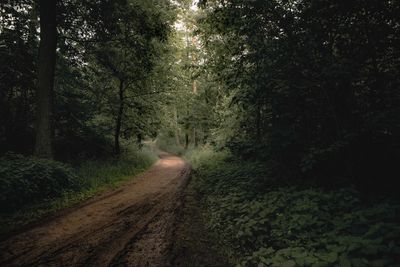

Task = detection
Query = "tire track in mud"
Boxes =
[0,153,190,267]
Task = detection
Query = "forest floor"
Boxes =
[0,152,191,267]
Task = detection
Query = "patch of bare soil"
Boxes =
[0,153,190,267]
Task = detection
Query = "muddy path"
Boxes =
[0,152,191,267]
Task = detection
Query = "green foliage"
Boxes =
[0,153,79,212]
[197,0,400,185]
[170,171,233,267]
[0,146,156,234]
[82,0,176,155]
[0,1,37,153]
[0,0,178,157]
[184,145,230,169]
[155,134,186,156]
[76,146,156,190]
[189,149,400,267]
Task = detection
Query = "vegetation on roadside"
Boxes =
[1,1,400,266]
[0,146,156,235]
[181,147,400,267]
[171,171,233,267]
[156,135,186,156]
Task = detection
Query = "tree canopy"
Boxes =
[1,0,399,186]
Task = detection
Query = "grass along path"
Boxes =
[0,147,156,237]
[0,153,190,266]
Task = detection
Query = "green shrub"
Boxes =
[185,145,231,169]
[0,146,157,234]
[189,149,400,267]
[76,146,156,189]
[155,135,185,155]
[0,153,79,212]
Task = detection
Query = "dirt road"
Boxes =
[0,153,190,267]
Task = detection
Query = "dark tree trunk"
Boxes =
[193,127,198,147]
[34,0,57,158]
[255,102,261,142]
[174,106,181,147]
[137,133,143,149]
[185,131,189,149]
[115,79,124,156]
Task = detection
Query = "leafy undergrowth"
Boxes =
[155,135,186,156]
[187,147,400,267]
[0,146,157,236]
[0,153,80,212]
[170,175,233,267]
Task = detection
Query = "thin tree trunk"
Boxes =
[193,127,198,147]
[185,102,189,149]
[115,79,124,156]
[174,106,181,146]
[185,132,189,149]
[255,102,261,142]
[34,0,57,158]
[137,133,143,149]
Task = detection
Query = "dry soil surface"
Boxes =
[0,152,191,267]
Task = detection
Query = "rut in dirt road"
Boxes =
[0,153,191,267]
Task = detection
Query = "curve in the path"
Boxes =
[0,153,190,267]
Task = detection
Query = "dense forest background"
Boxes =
[1,0,400,266]
[1,0,180,160]
[197,0,400,190]
[2,0,399,185]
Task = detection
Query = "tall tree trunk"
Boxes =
[192,80,198,147]
[193,127,198,147]
[115,79,124,156]
[174,106,181,146]
[35,0,57,158]
[137,133,143,149]
[255,102,262,142]
[185,102,189,149]
[185,131,189,149]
